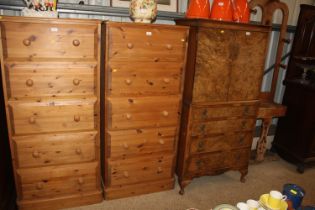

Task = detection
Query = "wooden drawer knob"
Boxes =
[23,39,31,46]
[166,44,173,50]
[239,136,245,144]
[127,43,134,49]
[241,121,247,129]
[123,143,129,149]
[163,78,170,83]
[125,79,132,85]
[36,182,43,190]
[162,111,169,117]
[123,171,129,178]
[181,38,186,42]
[29,117,36,124]
[32,150,40,158]
[75,148,82,155]
[26,79,34,87]
[125,113,132,120]
[74,115,80,122]
[73,39,80,47]
[243,106,250,114]
[159,139,165,145]
[157,167,163,173]
[77,177,84,185]
[73,79,81,86]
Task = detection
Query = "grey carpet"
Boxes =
[66,157,315,210]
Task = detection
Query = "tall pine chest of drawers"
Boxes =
[104,22,189,199]
[175,19,271,194]
[0,17,102,209]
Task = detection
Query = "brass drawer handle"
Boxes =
[243,107,250,115]
[159,139,165,145]
[123,171,129,178]
[73,39,80,47]
[157,167,163,173]
[241,121,247,129]
[125,79,132,85]
[23,39,31,46]
[162,111,169,117]
[125,113,132,120]
[181,38,186,42]
[36,182,43,190]
[29,116,36,124]
[32,150,40,158]
[123,142,129,149]
[163,78,170,83]
[26,79,34,87]
[197,141,205,152]
[239,136,245,144]
[127,43,134,49]
[75,148,82,155]
[74,115,80,122]
[73,79,81,86]
[77,177,84,185]
[166,44,173,50]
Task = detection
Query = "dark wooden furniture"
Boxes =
[0,66,16,210]
[0,16,103,210]
[103,22,189,199]
[273,4,315,173]
[175,19,271,194]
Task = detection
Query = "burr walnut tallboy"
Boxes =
[175,19,271,194]
[103,22,188,199]
[0,16,102,209]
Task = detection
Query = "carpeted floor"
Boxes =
[66,156,315,210]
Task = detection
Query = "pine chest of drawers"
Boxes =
[103,22,189,199]
[0,16,102,209]
[175,19,271,194]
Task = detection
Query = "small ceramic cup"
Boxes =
[246,200,259,210]
[237,202,249,210]
[268,190,287,209]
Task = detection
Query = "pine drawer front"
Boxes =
[192,104,257,121]
[107,24,187,62]
[107,96,181,130]
[9,98,96,135]
[189,131,253,154]
[108,154,173,186]
[107,62,183,96]
[191,118,256,136]
[108,127,176,159]
[1,21,98,60]
[17,162,99,200]
[13,131,97,168]
[6,63,96,98]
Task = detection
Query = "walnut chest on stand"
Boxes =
[103,22,189,199]
[175,19,271,194]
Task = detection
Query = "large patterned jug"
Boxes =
[210,0,233,21]
[186,0,211,19]
[232,0,250,23]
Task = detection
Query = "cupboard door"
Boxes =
[192,28,232,103]
[228,30,268,101]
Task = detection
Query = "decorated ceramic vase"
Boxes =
[130,0,157,23]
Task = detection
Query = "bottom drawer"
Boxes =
[17,162,99,200]
[108,154,173,186]
[186,149,250,174]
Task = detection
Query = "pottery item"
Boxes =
[186,0,211,19]
[259,194,288,210]
[129,0,157,23]
[268,191,287,209]
[210,0,233,21]
[231,0,250,23]
[246,200,259,210]
[283,184,305,210]
[237,202,249,210]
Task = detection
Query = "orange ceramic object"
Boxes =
[186,0,211,19]
[232,0,250,23]
[210,0,233,21]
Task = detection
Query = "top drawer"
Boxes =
[107,23,188,62]
[0,21,98,60]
